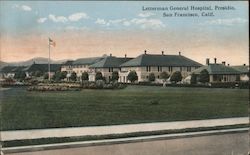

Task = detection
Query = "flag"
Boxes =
[49,38,56,47]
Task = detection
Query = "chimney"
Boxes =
[227,64,230,66]
[179,51,181,56]
[125,54,127,58]
[222,61,226,65]
[110,53,112,57]
[214,58,217,64]
[144,50,147,54]
[206,58,210,65]
[243,64,246,66]
[162,51,164,55]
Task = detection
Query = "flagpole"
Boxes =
[48,38,51,81]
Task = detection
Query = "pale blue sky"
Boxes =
[1,1,248,33]
[0,1,249,65]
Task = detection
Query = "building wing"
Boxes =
[120,54,202,67]
[90,56,133,68]
[193,64,241,75]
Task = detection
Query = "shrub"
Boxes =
[111,71,119,81]
[34,71,43,77]
[160,71,169,81]
[199,69,209,83]
[96,80,105,89]
[95,72,103,81]
[44,73,49,79]
[81,72,89,81]
[127,71,138,83]
[70,72,77,81]
[60,71,67,80]
[14,71,26,81]
[170,71,182,83]
[190,73,197,84]
[148,73,155,82]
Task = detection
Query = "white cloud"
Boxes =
[203,18,247,26]
[95,17,165,29]
[95,18,107,25]
[37,18,47,23]
[109,18,126,24]
[138,12,155,18]
[21,5,32,11]
[12,4,32,11]
[48,14,68,23]
[68,12,89,22]
[130,18,165,29]
[64,26,88,30]
[123,21,131,26]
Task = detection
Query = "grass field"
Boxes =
[1,86,248,130]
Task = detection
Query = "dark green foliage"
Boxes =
[127,71,138,83]
[199,69,209,83]
[52,71,61,82]
[148,73,155,82]
[60,71,67,80]
[95,71,103,81]
[170,71,182,83]
[111,71,119,81]
[81,72,89,81]
[34,71,43,77]
[14,71,26,81]
[43,73,49,79]
[160,71,169,80]
[236,75,240,82]
[70,72,77,81]
[190,73,197,84]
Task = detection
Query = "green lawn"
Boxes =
[1,86,248,130]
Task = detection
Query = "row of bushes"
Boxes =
[82,80,126,89]
[26,81,127,91]
[210,81,249,89]
[27,86,81,91]
[128,81,249,89]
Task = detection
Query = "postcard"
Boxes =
[0,1,249,155]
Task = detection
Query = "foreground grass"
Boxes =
[1,86,248,130]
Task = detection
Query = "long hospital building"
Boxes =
[61,50,203,83]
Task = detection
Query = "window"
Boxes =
[146,66,151,72]
[180,67,182,71]
[109,67,113,72]
[187,67,191,72]
[158,66,162,72]
[168,66,173,72]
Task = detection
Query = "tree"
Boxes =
[127,71,138,83]
[34,71,43,77]
[170,71,182,83]
[70,72,77,81]
[111,71,119,81]
[14,71,26,81]
[44,73,49,79]
[199,69,209,83]
[52,71,62,82]
[81,71,89,81]
[60,71,67,80]
[190,73,197,84]
[148,73,155,82]
[95,71,103,81]
[160,71,169,81]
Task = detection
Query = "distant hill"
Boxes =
[1,57,70,67]
[0,61,9,69]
